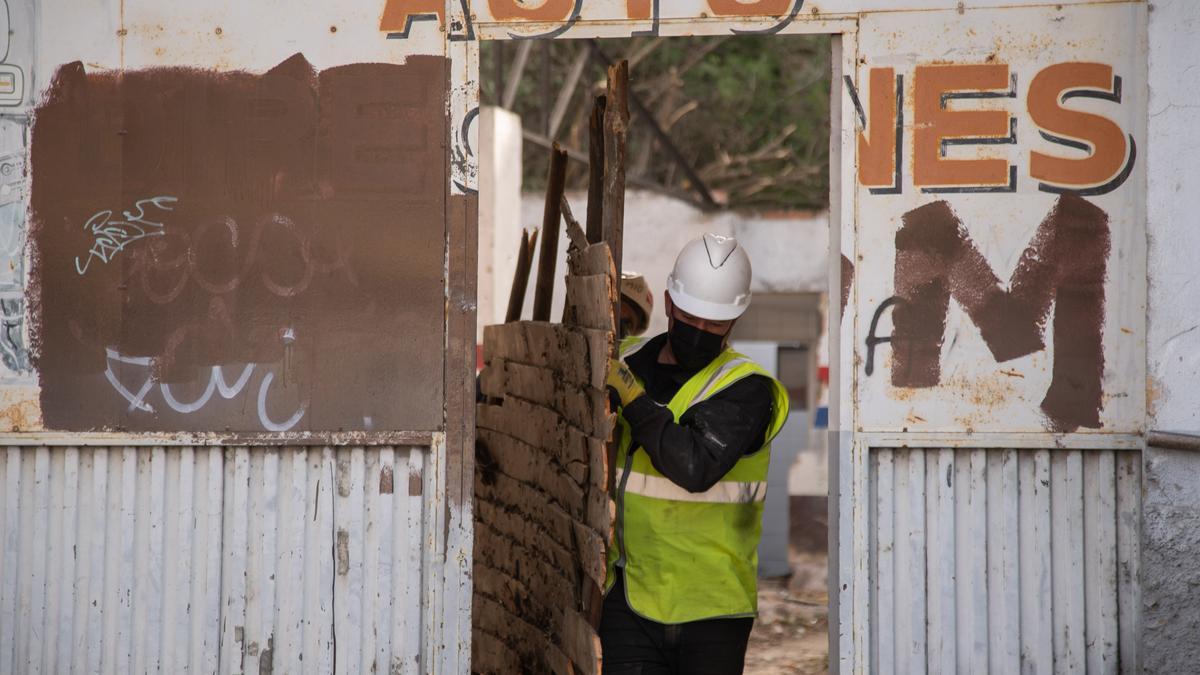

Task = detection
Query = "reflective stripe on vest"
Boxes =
[623,471,767,504]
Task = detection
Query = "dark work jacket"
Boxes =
[620,333,775,493]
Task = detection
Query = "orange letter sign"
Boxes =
[488,0,574,21]
[379,0,443,37]
[707,0,792,15]
[1028,62,1132,195]
[913,64,1014,191]
[856,68,900,192]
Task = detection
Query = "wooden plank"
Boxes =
[1114,451,1141,675]
[586,95,606,245]
[602,61,629,331]
[483,361,610,438]
[925,448,955,674]
[532,145,569,322]
[1051,450,1086,674]
[568,242,616,279]
[474,594,571,674]
[560,195,588,254]
[873,449,895,675]
[985,449,1018,672]
[505,229,538,324]
[483,322,609,388]
[476,429,586,517]
[1083,450,1119,675]
[956,449,989,674]
[892,449,926,673]
[564,274,617,333]
[475,478,576,569]
[560,608,601,675]
[1019,449,1054,673]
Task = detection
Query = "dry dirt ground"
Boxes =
[744,551,829,675]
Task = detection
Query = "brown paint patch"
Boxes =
[892,194,1110,431]
[840,254,854,316]
[379,464,394,495]
[1028,62,1128,190]
[913,64,1012,188]
[30,55,448,432]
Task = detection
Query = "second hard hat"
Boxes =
[620,271,654,335]
[666,233,752,321]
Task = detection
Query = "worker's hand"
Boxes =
[606,358,645,408]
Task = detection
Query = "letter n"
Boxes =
[890,195,1110,431]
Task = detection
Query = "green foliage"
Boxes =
[481,35,831,212]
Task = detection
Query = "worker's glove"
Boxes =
[606,358,645,409]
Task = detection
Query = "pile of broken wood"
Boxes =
[472,61,629,675]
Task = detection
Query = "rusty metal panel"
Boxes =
[868,446,1141,674]
[0,443,440,674]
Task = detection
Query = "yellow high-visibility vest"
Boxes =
[605,336,789,624]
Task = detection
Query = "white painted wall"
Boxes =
[476,106,523,341]
[1143,1,1200,670]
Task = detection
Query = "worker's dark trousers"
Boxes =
[600,572,754,675]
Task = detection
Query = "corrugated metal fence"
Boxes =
[869,447,1141,674]
[0,445,439,675]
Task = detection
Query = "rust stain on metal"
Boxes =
[0,394,41,431]
[30,55,449,433]
[840,254,854,316]
[379,464,394,494]
[336,528,350,575]
[337,457,351,497]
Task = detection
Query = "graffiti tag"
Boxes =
[75,195,176,275]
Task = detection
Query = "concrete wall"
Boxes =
[477,107,524,340]
[1143,1,1200,669]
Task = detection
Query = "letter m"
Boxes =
[890,194,1110,431]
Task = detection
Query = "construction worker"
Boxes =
[619,271,654,337]
[602,233,789,675]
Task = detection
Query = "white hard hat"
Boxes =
[666,233,752,321]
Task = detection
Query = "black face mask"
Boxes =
[668,320,726,370]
